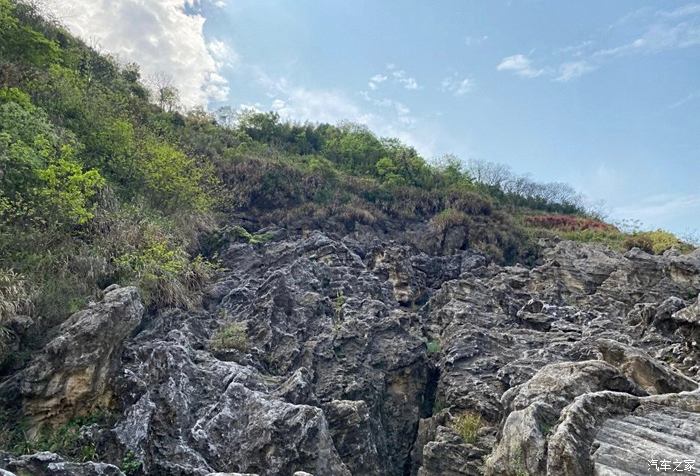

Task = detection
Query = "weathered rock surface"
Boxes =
[1,286,143,433]
[0,452,124,475]
[2,233,700,475]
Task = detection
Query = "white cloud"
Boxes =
[392,69,420,90]
[594,5,700,58]
[612,193,700,224]
[593,38,647,57]
[271,99,286,110]
[368,74,388,90]
[368,67,420,91]
[557,40,594,56]
[496,54,545,78]
[555,61,596,82]
[359,91,415,125]
[254,72,435,155]
[527,4,700,83]
[207,38,238,66]
[440,75,474,96]
[42,0,233,107]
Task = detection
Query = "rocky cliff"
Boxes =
[1,228,699,476]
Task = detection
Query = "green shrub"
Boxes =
[115,239,213,309]
[561,228,627,250]
[210,322,248,352]
[0,87,33,109]
[1,412,111,462]
[623,233,655,254]
[0,0,60,67]
[230,225,273,244]
[452,411,482,444]
[0,269,32,325]
[623,229,688,255]
[32,420,97,462]
[36,147,105,227]
[140,139,214,213]
[334,290,346,320]
[120,451,142,475]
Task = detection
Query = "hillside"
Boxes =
[0,2,699,476]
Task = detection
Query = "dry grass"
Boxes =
[525,214,615,232]
[429,208,471,234]
[0,269,32,326]
[0,269,33,360]
[452,411,482,444]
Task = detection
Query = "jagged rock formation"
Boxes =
[0,452,124,475]
[1,231,699,475]
[0,286,144,434]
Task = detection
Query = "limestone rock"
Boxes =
[20,287,144,430]
[0,452,124,475]
[3,229,700,475]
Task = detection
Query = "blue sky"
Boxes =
[49,0,700,236]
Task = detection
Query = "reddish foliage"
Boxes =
[525,214,615,232]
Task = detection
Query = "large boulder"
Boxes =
[20,286,144,431]
[485,360,645,476]
[548,390,700,475]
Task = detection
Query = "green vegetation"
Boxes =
[210,322,248,352]
[120,451,142,475]
[230,225,274,244]
[114,238,214,309]
[623,229,691,255]
[0,0,217,329]
[452,411,482,444]
[0,1,693,375]
[432,397,446,415]
[0,411,111,461]
[429,208,472,235]
[524,214,691,255]
[426,340,441,354]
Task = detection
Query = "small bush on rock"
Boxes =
[115,239,214,309]
[210,322,248,352]
[452,411,482,444]
[623,234,655,254]
[623,229,688,255]
[230,225,273,244]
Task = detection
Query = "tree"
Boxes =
[150,72,180,112]
[37,145,105,226]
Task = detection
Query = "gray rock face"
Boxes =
[10,286,144,432]
[2,234,700,475]
[0,452,124,475]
